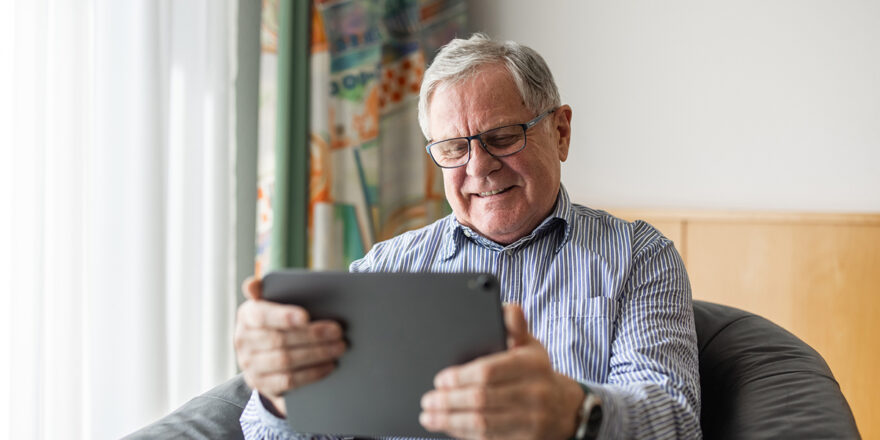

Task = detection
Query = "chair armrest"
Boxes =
[123,374,251,439]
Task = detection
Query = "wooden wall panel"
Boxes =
[611,210,880,438]
[685,222,797,333]
[686,221,880,439]
[793,224,880,440]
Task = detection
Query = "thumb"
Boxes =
[242,276,262,301]
[503,303,532,348]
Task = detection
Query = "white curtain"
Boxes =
[0,1,240,438]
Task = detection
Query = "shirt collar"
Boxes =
[439,184,574,260]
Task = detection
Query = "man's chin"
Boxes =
[471,218,526,244]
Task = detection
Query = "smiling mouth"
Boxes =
[476,186,513,197]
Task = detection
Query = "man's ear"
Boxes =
[554,105,573,162]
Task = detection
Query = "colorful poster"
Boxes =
[261,0,466,272]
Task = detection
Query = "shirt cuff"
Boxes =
[579,381,630,439]
[240,389,292,436]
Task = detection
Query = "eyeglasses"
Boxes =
[425,107,558,169]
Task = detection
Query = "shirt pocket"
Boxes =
[545,296,617,381]
[550,295,617,319]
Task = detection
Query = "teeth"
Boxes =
[479,188,507,197]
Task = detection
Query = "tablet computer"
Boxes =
[261,270,507,439]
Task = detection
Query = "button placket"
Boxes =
[504,247,523,307]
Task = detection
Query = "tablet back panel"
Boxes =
[262,270,506,439]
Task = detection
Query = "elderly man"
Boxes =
[236,34,701,439]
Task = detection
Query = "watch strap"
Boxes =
[572,383,603,440]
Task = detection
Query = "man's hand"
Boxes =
[234,276,347,417]
[419,304,586,440]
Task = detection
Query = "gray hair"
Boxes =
[417,33,561,140]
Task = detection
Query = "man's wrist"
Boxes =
[558,375,587,440]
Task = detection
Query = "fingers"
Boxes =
[420,378,577,439]
[237,325,347,401]
[234,296,347,403]
[235,319,346,378]
[420,409,530,440]
[236,320,343,351]
[237,299,310,329]
[503,303,531,348]
[434,346,551,389]
[429,305,547,390]
[422,378,560,412]
[420,308,576,440]
[242,276,262,300]
[422,383,521,411]
[248,340,347,374]
[245,362,337,399]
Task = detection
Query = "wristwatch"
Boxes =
[573,384,603,440]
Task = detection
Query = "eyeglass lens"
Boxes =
[429,125,525,168]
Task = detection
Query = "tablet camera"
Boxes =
[470,274,495,291]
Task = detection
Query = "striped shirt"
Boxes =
[241,184,702,439]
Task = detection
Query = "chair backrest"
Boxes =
[693,300,860,439]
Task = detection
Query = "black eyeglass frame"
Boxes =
[424,107,559,169]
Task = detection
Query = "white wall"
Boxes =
[468,0,880,212]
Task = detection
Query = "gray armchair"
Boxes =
[694,301,860,439]
[126,300,860,439]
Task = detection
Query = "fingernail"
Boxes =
[419,412,434,428]
[289,311,306,326]
[331,342,345,355]
[435,372,452,388]
[420,394,435,409]
[320,325,341,338]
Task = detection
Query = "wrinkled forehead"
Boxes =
[427,66,530,140]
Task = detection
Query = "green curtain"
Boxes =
[255,0,311,275]
[272,0,311,269]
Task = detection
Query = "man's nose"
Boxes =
[465,137,502,177]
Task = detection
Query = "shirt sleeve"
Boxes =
[240,390,341,440]
[349,240,381,273]
[584,227,702,439]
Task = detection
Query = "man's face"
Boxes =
[427,64,572,245]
